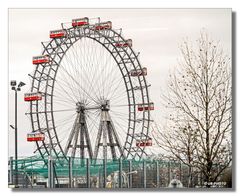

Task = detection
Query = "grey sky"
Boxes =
[8,8,231,156]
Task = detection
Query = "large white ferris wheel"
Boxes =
[25,17,154,162]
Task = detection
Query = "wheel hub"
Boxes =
[76,102,85,113]
[100,100,110,111]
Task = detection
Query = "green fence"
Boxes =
[9,156,203,188]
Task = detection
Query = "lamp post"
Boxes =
[10,80,26,188]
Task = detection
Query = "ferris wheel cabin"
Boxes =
[32,55,50,65]
[136,138,152,147]
[94,21,112,31]
[27,131,45,142]
[50,29,67,38]
[130,67,147,77]
[24,92,43,102]
[138,102,154,111]
[115,39,132,48]
[72,17,89,27]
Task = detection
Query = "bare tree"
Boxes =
[155,31,232,187]
[153,119,198,187]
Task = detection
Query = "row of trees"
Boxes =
[153,31,232,187]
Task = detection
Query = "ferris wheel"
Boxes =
[25,17,154,161]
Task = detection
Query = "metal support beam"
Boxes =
[107,122,117,159]
[71,124,80,158]
[80,120,85,166]
[93,122,103,163]
[102,117,108,161]
[64,114,79,155]
[83,118,93,159]
[109,118,125,158]
[93,102,124,160]
[65,103,93,160]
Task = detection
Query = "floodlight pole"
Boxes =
[14,88,18,187]
[10,80,25,188]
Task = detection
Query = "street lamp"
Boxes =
[10,80,26,188]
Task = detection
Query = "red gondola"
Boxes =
[115,39,132,48]
[138,102,154,111]
[136,138,152,147]
[24,92,42,102]
[50,29,67,38]
[72,17,89,27]
[27,131,45,142]
[94,21,112,31]
[130,67,147,77]
[32,55,50,65]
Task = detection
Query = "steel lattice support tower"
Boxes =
[93,100,124,160]
[64,102,93,160]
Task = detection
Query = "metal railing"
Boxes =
[8,156,227,188]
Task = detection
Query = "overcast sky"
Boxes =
[8,8,231,157]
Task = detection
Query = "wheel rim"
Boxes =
[29,22,151,161]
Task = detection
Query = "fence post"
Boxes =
[143,161,146,188]
[9,157,13,185]
[128,160,132,188]
[179,162,182,182]
[48,158,54,188]
[156,161,160,188]
[53,163,56,188]
[86,158,90,188]
[98,167,102,188]
[68,157,73,188]
[168,161,171,185]
[103,159,106,188]
[119,158,122,188]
